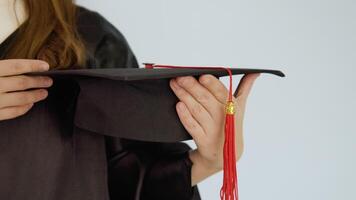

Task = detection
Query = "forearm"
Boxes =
[189,140,244,186]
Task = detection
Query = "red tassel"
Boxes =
[145,63,239,200]
[220,101,238,200]
[220,68,238,200]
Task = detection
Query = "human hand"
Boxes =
[0,59,53,121]
[170,73,259,184]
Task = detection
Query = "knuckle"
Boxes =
[16,77,30,89]
[173,83,184,94]
[0,100,4,109]
[185,119,197,130]
[196,92,211,103]
[29,62,39,72]
[218,108,226,119]
[27,60,41,72]
[20,93,34,103]
[11,60,30,74]
[12,64,25,74]
[199,75,214,85]
[178,76,195,88]
[191,104,203,115]
[217,92,228,102]
[177,89,189,99]
[0,79,5,91]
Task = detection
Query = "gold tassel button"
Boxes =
[225,101,236,115]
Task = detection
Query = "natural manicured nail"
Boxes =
[40,62,50,71]
[176,76,188,87]
[45,77,53,86]
[171,79,181,90]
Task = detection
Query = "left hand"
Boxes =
[169,73,260,179]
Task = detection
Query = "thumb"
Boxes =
[233,73,260,101]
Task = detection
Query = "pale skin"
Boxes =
[170,73,259,186]
[1,0,260,188]
[0,60,53,120]
[0,1,50,119]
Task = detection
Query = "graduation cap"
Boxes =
[28,63,285,200]
[28,64,284,142]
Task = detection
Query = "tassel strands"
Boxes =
[220,68,238,200]
[221,100,238,200]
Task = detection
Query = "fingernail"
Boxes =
[171,79,181,90]
[41,90,49,98]
[40,62,50,71]
[176,77,186,86]
[45,78,53,86]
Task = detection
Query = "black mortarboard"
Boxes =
[28,64,284,200]
[28,66,284,143]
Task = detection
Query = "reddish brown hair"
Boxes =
[5,0,85,68]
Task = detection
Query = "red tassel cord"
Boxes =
[220,68,238,200]
[145,63,239,200]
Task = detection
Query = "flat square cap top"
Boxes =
[25,67,284,142]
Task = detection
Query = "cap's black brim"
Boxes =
[28,67,285,81]
[25,67,285,142]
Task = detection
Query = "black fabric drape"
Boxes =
[0,6,200,200]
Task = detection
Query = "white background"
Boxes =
[77,0,356,199]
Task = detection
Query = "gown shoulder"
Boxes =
[76,6,139,68]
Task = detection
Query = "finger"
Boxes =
[174,76,222,117]
[0,75,53,93]
[0,59,49,77]
[170,78,215,132]
[199,74,229,104]
[0,89,48,108]
[234,73,260,101]
[176,101,206,144]
[0,103,34,121]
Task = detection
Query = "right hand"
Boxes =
[0,59,53,121]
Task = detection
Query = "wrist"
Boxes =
[189,149,222,174]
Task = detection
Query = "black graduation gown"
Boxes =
[0,6,201,200]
